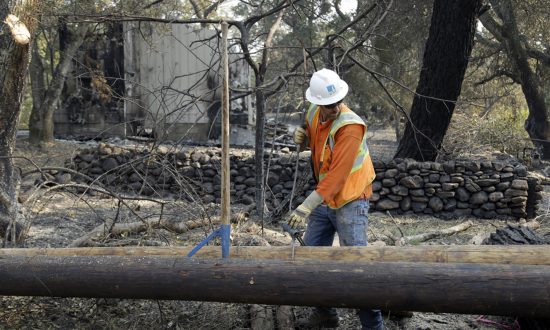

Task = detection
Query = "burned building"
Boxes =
[56,22,254,145]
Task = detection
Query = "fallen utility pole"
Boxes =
[0,255,549,318]
[2,245,550,265]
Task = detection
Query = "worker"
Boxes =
[288,68,383,330]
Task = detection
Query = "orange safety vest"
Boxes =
[306,103,376,209]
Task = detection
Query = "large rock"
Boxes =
[372,181,382,192]
[399,175,423,189]
[456,187,470,202]
[244,177,256,187]
[470,191,488,205]
[411,202,427,212]
[476,178,499,187]
[436,191,455,199]
[488,191,504,202]
[511,179,528,190]
[375,199,400,210]
[504,188,528,197]
[428,196,444,212]
[464,178,481,192]
[101,157,119,171]
[391,185,409,196]
[385,168,399,178]
[266,172,280,187]
[400,196,411,211]
[382,178,397,187]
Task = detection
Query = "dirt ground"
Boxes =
[1,130,549,330]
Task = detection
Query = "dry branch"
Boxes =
[69,217,220,247]
[395,220,474,246]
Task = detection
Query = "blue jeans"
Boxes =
[304,199,384,330]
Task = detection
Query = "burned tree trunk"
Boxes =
[482,0,550,160]
[394,0,482,161]
[0,1,38,243]
[28,41,45,144]
[28,22,88,144]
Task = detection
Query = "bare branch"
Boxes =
[526,47,550,66]
[64,14,240,27]
[189,0,203,18]
[479,10,505,42]
[334,0,348,20]
[475,69,520,85]
[244,0,296,28]
[265,2,380,97]
[260,4,286,73]
[475,31,501,49]
[143,0,166,10]
[204,0,226,18]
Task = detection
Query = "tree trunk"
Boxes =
[28,23,88,144]
[487,0,550,159]
[0,1,39,243]
[254,85,266,215]
[1,255,550,318]
[28,41,45,144]
[394,0,482,161]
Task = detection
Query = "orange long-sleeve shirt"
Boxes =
[309,120,372,203]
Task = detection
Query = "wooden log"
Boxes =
[0,256,549,318]
[1,245,550,265]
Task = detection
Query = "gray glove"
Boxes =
[288,191,323,229]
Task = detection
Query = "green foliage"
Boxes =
[444,107,532,159]
[478,108,531,154]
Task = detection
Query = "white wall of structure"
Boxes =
[124,22,253,143]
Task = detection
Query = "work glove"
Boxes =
[288,190,323,229]
[293,126,307,145]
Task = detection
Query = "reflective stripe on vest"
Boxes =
[306,103,317,126]
[306,105,369,182]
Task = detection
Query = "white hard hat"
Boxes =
[305,68,349,105]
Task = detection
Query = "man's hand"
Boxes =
[293,127,307,145]
[288,204,310,229]
[287,191,324,229]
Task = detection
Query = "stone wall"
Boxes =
[371,158,542,219]
[61,144,544,219]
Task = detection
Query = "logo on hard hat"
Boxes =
[326,84,336,95]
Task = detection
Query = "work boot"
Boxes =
[297,308,339,329]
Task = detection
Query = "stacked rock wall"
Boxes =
[63,144,543,219]
[372,158,543,219]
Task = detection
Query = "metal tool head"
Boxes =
[282,223,306,246]
[282,222,297,235]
